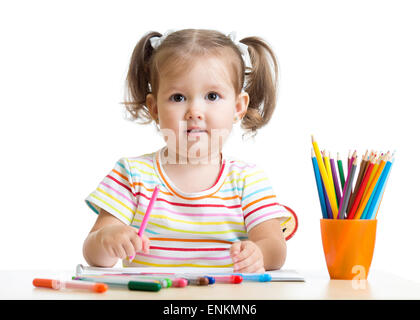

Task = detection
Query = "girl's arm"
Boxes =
[248,219,287,270]
[83,209,149,267]
[230,219,287,272]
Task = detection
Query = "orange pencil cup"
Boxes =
[320,219,377,280]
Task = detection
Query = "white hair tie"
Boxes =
[226,31,252,71]
[149,29,178,50]
[149,30,252,70]
[149,30,252,91]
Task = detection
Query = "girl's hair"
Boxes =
[123,29,279,138]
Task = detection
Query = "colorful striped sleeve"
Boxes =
[241,165,288,232]
[85,158,139,225]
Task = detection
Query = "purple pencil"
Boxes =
[338,156,357,219]
[321,176,333,219]
[329,153,342,205]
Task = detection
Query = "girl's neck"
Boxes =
[160,147,223,193]
[162,147,222,169]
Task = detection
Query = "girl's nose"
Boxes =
[185,106,204,121]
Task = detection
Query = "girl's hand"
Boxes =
[97,224,150,261]
[230,240,265,273]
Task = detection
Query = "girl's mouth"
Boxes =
[186,129,207,138]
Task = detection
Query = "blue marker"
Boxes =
[209,272,271,282]
[204,276,215,284]
[233,273,272,282]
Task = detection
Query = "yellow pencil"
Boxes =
[354,153,389,219]
[311,136,339,218]
[324,151,337,207]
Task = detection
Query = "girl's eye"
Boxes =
[207,92,220,101]
[170,94,185,102]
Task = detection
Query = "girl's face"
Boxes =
[146,54,249,164]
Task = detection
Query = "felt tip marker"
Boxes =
[212,275,243,284]
[233,273,272,282]
[79,275,177,288]
[136,272,212,286]
[138,185,160,237]
[33,278,108,293]
[208,273,272,282]
[74,277,161,292]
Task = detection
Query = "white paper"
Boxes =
[76,264,305,282]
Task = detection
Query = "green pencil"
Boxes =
[337,153,345,190]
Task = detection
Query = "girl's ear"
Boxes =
[146,94,159,122]
[235,91,249,120]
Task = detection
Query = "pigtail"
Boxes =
[239,37,279,138]
[123,31,161,124]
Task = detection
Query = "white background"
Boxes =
[1,0,419,284]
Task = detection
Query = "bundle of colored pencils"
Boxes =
[311,135,395,220]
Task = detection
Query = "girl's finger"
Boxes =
[115,245,127,260]
[230,241,242,258]
[234,252,258,272]
[237,256,264,273]
[130,233,143,254]
[122,242,136,261]
[110,247,120,259]
[143,237,150,254]
[233,243,255,263]
[238,264,259,273]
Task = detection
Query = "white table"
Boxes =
[1,269,419,300]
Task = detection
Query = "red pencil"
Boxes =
[346,158,375,219]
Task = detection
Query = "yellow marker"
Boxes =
[311,136,339,218]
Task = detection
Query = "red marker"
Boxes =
[213,275,243,284]
[33,278,107,293]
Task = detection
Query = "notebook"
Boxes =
[76,264,305,282]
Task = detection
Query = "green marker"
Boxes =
[74,277,161,292]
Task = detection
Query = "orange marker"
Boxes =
[33,278,108,293]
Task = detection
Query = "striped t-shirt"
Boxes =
[85,147,291,268]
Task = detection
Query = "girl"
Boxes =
[83,29,297,273]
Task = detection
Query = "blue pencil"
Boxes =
[365,156,394,220]
[360,160,387,220]
[311,150,328,219]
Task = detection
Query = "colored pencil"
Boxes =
[323,151,338,207]
[323,178,333,219]
[362,153,379,200]
[366,155,395,220]
[311,149,328,219]
[337,153,345,190]
[360,154,388,219]
[347,150,351,172]
[347,150,368,213]
[354,154,388,219]
[347,158,375,219]
[311,136,339,218]
[330,153,342,205]
[337,157,357,219]
[310,137,394,220]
